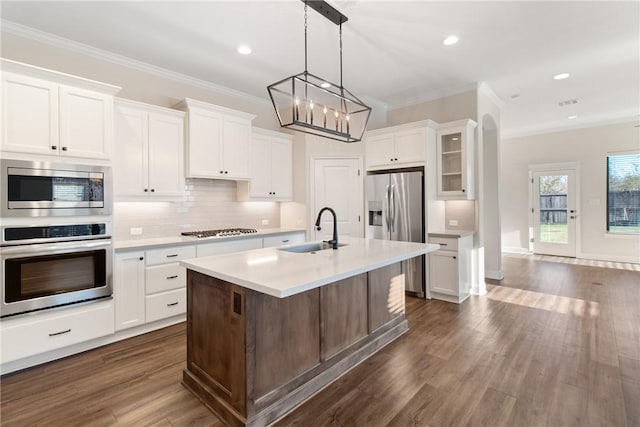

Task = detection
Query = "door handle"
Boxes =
[390,184,395,233]
[385,184,391,233]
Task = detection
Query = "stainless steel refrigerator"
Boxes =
[366,168,425,297]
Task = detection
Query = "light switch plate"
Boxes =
[448,219,459,226]
[130,227,143,235]
[261,219,269,225]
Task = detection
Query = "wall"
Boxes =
[386,90,478,127]
[501,121,640,263]
[2,31,287,239]
[114,179,280,240]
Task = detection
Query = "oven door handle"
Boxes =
[0,239,112,255]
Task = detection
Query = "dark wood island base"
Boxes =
[182,263,407,427]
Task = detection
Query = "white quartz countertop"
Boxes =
[180,237,440,298]
[114,228,305,251]
[428,230,475,238]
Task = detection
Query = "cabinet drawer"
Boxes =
[145,288,186,323]
[145,245,196,266]
[146,263,186,294]
[263,232,306,248]
[1,300,114,364]
[197,238,262,257]
[429,236,458,251]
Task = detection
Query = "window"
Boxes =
[607,152,640,233]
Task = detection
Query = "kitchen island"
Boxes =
[180,237,439,427]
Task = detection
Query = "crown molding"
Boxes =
[502,109,640,139]
[477,82,505,109]
[0,19,271,107]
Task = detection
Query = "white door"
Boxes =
[148,112,184,196]
[114,106,148,196]
[312,158,363,240]
[532,169,577,257]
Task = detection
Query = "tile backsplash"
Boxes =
[114,179,280,240]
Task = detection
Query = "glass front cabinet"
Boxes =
[436,119,477,199]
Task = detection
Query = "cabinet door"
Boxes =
[249,133,273,198]
[270,137,292,200]
[59,86,113,159]
[186,109,222,178]
[429,251,459,296]
[394,127,426,165]
[365,133,395,168]
[222,115,251,179]
[1,72,59,155]
[114,252,146,331]
[148,112,184,196]
[114,106,148,196]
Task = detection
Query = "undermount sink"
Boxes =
[278,241,349,253]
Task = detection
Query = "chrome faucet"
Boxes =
[315,207,338,249]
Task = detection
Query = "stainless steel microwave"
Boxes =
[1,159,112,217]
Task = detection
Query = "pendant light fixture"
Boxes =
[267,0,372,143]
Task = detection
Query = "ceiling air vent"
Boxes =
[557,99,578,107]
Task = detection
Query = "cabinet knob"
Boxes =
[51,145,57,150]
[225,171,229,174]
[220,170,224,174]
[390,158,393,162]
[139,257,144,261]
[62,146,67,151]
[144,189,148,192]
[453,256,457,260]
[462,189,466,193]
[394,158,398,161]
[150,189,155,193]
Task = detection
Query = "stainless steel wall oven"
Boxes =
[1,223,113,318]
[1,159,111,217]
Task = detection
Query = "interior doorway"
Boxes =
[530,165,579,257]
[310,156,364,240]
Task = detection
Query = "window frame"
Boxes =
[606,150,640,235]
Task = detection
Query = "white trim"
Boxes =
[528,161,581,172]
[502,246,530,254]
[477,82,505,110]
[1,19,270,107]
[574,252,640,265]
[604,232,640,240]
[503,113,639,139]
[485,269,504,280]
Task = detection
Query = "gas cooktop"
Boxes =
[181,228,258,238]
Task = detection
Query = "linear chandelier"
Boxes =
[267,0,372,143]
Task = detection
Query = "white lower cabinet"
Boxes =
[114,251,146,331]
[428,234,473,303]
[146,288,186,323]
[197,237,262,257]
[262,231,306,248]
[1,299,114,364]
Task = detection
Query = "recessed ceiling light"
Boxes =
[237,45,251,55]
[320,82,331,88]
[568,115,578,119]
[442,35,459,46]
[553,73,570,80]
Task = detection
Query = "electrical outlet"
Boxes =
[448,219,459,226]
[130,227,143,236]
[261,219,269,226]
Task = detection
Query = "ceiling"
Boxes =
[1,1,638,137]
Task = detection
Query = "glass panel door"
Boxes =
[532,169,577,257]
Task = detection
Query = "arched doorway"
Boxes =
[480,114,503,282]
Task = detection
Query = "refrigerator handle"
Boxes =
[390,184,395,233]
[385,184,391,233]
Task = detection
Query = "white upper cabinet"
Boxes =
[365,121,436,170]
[114,99,185,198]
[237,128,293,201]
[176,98,255,181]
[0,60,120,161]
[436,119,477,200]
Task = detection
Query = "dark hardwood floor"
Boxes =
[1,255,639,426]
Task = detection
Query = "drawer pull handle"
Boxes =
[49,329,71,337]
[166,254,178,258]
[166,275,179,279]
[167,302,179,307]
[439,243,448,246]
[282,239,289,243]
